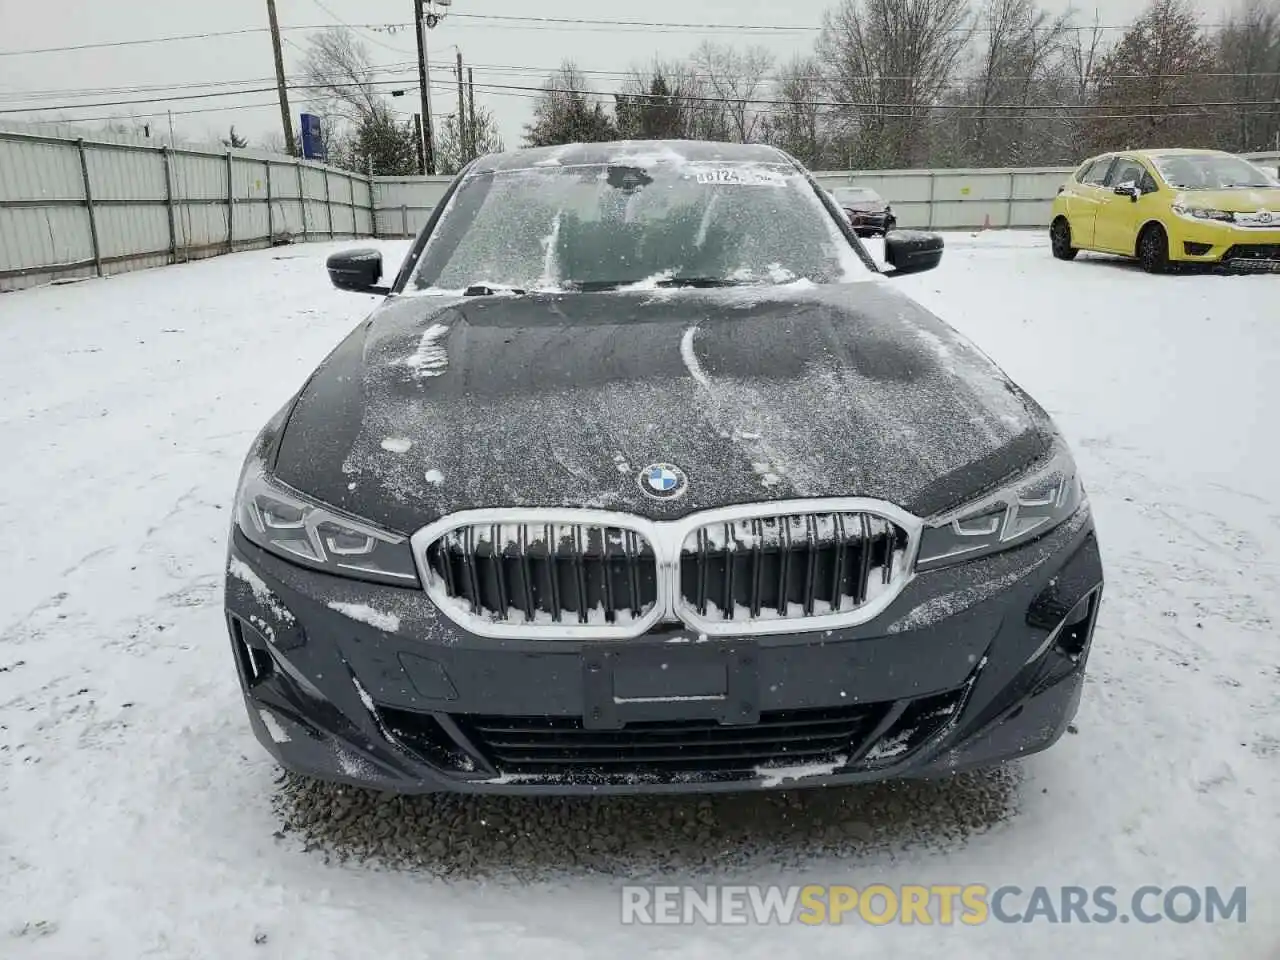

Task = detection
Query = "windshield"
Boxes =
[1150,154,1280,190]
[834,188,881,203]
[407,159,873,293]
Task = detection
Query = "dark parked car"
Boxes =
[832,186,897,236]
[225,140,1102,795]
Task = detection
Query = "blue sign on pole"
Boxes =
[300,113,325,160]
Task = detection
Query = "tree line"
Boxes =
[524,0,1280,169]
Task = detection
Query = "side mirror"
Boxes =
[1114,182,1140,202]
[326,248,389,295]
[883,230,944,275]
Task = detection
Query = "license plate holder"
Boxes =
[582,641,759,730]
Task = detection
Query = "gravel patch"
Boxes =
[272,765,1020,881]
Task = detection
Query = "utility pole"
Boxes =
[266,0,296,156]
[467,67,477,161]
[455,50,468,166]
[413,114,426,175]
[414,0,436,174]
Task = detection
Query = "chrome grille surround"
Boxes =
[410,499,923,640]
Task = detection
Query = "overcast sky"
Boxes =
[0,0,1224,150]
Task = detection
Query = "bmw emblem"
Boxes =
[639,462,688,500]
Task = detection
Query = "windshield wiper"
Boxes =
[653,277,748,288]
[463,283,527,296]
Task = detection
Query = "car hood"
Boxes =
[272,281,1055,533]
[1173,187,1280,214]
[843,201,888,213]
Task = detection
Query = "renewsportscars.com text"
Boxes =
[620,884,1247,926]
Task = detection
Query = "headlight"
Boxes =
[916,446,1087,571]
[1171,204,1234,223]
[234,460,419,586]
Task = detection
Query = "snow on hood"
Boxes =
[271,283,1054,533]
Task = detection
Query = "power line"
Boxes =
[0,24,359,57]
[12,53,1280,108]
[3,14,1245,58]
[308,0,415,55]
[7,67,1280,117]
[14,80,460,125]
[445,13,815,32]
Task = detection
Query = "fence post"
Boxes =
[265,161,274,245]
[1007,171,1016,229]
[76,138,102,277]
[324,169,334,238]
[161,145,177,264]
[296,161,309,240]
[926,170,936,231]
[348,174,357,236]
[225,151,234,252]
[401,204,408,238]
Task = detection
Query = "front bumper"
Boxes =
[1168,218,1280,268]
[224,511,1103,795]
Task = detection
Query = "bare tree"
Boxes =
[941,0,1075,165]
[1066,13,1110,101]
[301,27,383,125]
[760,56,832,167]
[1087,0,1217,150]
[524,63,618,146]
[691,42,776,142]
[614,60,699,140]
[435,105,505,173]
[818,0,973,168]
[1214,0,1280,152]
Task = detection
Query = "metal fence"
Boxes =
[0,126,373,292]
[6,129,1280,292]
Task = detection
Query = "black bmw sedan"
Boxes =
[224,140,1103,795]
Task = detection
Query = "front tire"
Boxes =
[1138,223,1170,274]
[1050,217,1077,260]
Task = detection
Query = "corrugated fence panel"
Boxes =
[266,161,302,240]
[0,136,92,288]
[372,176,453,236]
[230,156,270,250]
[170,150,232,262]
[300,165,330,239]
[1,128,377,291]
[0,206,94,280]
[0,137,84,201]
[84,146,170,274]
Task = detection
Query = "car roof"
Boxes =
[468,139,795,174]
[1098,148,1231,160]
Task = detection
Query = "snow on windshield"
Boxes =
[405,160,873,294]
[1150,153,1280,189]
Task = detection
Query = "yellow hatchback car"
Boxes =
[1050,149,1280,273]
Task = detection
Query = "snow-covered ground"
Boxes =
[2,233,1277,959]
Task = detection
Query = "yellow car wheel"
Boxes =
[1050,217,1078,261]
[1138,223,1170,274]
